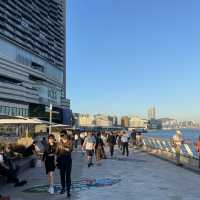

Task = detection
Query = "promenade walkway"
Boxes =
[1,147,200,200]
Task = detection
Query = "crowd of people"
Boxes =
[2,128,200,199]
[78,130,141,167]
[3,128,200,198]
[0,129,143,198]
[39,129,138,196]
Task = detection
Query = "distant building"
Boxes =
[159,118,178,129]
[149,119,162,129]
[121,116,129,128]
[76,114,94,127]
[95,114,112,127]
[108,116,118,127]
[129,116,148,129]
[148,107,156,120]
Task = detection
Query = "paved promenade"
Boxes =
[1,147,200,200]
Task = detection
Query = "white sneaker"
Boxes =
[49,186,54,194]
[48,186,51,193]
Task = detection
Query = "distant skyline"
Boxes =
[67,0,200,121]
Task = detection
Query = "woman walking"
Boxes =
[57,134,73,197]
[95,132,104,165]
[42,134,57,194]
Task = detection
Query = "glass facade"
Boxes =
[37,85,62,105]
[0,0,65,69]
[0,105,28,117]
[0,39,64,83]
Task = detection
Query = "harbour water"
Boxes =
[144,128,200,142]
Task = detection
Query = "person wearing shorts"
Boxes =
[83,132,96,167]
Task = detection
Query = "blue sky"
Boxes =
[67,0,200,120]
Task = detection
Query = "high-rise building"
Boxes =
[121,116,129,128]
[0,0,71,124]
[148,107,156,120]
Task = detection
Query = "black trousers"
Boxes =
[0,167,19,184]
[109,145,114,157]
[74,140,78,148]
[122,142,129,156]
[59,157,72,192]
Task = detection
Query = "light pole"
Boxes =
[49,103,52,134]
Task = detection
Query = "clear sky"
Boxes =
[67,0,200,120]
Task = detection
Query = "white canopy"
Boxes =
[0,118,49,124]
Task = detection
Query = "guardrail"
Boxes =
[141,136,199,160]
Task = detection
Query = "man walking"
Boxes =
[83,132,96,167]
[121,132,129,157]
[107,132,116,157]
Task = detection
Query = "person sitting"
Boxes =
[0,145,27,187]
[23,141,39,157]
[4,144,22,160]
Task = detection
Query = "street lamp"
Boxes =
[49,103,52,134]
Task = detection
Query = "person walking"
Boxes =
[57,134,73,197]
[107,132,116,157]
[95,132,104,164]
[121,132,129,157]
[116,134,122,151]
[74,132,79,149]
[42,134,57,194]
[80,132,86,148]
[131,129,137,147]
[83,132,96,167]
[172,130,184,166]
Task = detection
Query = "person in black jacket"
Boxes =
[107,132,116,157]
[57,134,73,197]
[42,134,57,194]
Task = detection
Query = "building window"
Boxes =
[39,31,46,40]
[12,107,17,116]
[19,108,23,116]
[21,18,29,29]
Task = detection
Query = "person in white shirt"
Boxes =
[83,132,96,167]
[172,130,184,166]
[80,132,86,148]
[121,132,129,156]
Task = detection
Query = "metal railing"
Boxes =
[141,136,199,160]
